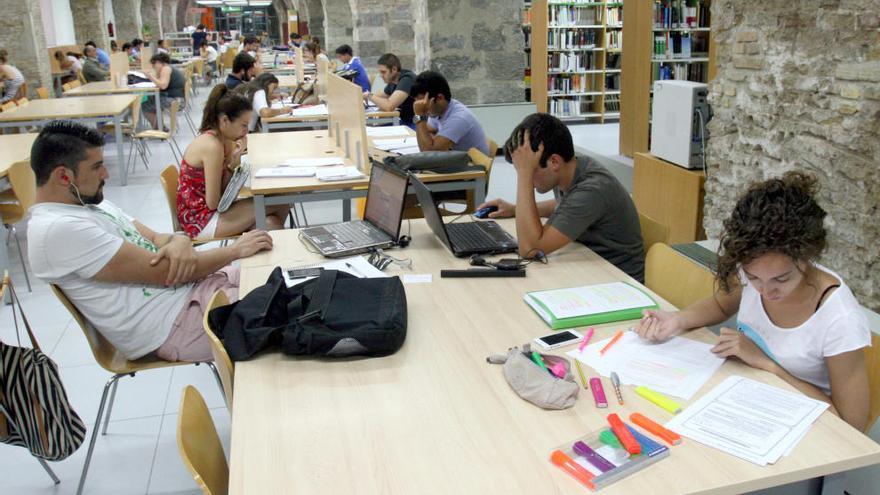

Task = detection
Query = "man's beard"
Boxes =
[69,182,104,205]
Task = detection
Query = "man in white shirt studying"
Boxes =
[27,121,274,362]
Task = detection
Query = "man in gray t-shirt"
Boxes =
[479,114,644,281]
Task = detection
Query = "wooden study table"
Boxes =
[0,95,137,185]
[230,219,880,495]
[261,108,400,132]
[245,130,486,229]
[275,75,298,88]
[0,133,39,272]
[63,80,163,127]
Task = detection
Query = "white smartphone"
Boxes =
[534,330,583,350]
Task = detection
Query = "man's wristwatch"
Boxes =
[413,114,424,124]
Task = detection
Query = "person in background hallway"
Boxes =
[192,24,208,53]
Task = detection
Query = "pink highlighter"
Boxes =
[590,377,608,408]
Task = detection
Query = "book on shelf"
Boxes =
[548,28,597,49]
[654,0,709,29]
[605,5,622,26]
[605,30,622,50]
[548,73,597,94]
[548,51,595,72]
[653,61,707,82]
[548,4,602,27]
[550,97,594,118]
[654,32,694,59]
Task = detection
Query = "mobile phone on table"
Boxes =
[287,267,324,279]
[534,330,583,350]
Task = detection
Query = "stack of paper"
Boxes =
[254,167,315,179]
[280,157,345,168]
[366,126,413,137]
[567,331,725,400]
[283,256,387,287]
[316,166,364,181]
[372,138,414,151]
[127,70,148,78]
[129,82,156,88]
[665,376,829,465]
[291,104,328,117]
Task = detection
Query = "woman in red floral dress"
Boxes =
[177,85,287,239]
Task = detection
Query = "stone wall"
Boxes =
[420,0,525,104]
[115,0,144,42]
[71,0,110,51]
[0,0,52,92]
[301,0,325,42]
[322,0,353,52]
[140,0,162,41]
[705,0,880,310]
[162,0,178,34]
[349,0,415,67]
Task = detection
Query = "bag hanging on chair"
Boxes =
[0,279,86,461]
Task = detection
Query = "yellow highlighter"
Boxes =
[635,386,682,414]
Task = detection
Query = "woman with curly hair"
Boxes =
[634,171,871,430]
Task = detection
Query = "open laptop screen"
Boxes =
[363,163,408,239]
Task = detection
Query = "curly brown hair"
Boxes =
[716,171,827,292]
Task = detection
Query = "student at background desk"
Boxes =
[364,53,416,128]
[411,70,488,154]
[635,172,871,431]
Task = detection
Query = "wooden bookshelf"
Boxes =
[619,0,716,157]
[527,0,623,122]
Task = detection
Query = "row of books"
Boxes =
[548,29,598,50]
[548,73,600,94]
[550,97,596,118]
[549,5,601,26]
[606,31,622,50]
[653,0,709,29]
[654,32,692,58]
[653,61,708,82]
[606,72,621,90]
[605,95,621,112]
[606,6,623,26]
[549,51,596,72]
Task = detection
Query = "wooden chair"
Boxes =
[13,97,29,107]
[69,80,81,89]
[866,333,880,432]
[638,211,670,254]
[13,81,27,101]
[203,290,234,411]
[159,165,236,245]
[49,285,224,495]
[177,386,229,495]
[134,100,184,165]
[182,79,198,136]
[76,69,87,84]
[35,87,50,99]
[61,82,73,92]
[0,101,16,112]
[644,243,716,310]
[101,99,150,172]
[0,161,35,291]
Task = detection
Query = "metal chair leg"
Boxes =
[101,376,122,435]
[37,458,60,485]
[11,226,31,292]
[76,374,123,495]
[299,203,309,227]
[171,137,184,158]
[203,361,227,404]
[168,141,180,163]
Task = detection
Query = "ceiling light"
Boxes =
[250,1,272,5]
[196,0,223,4]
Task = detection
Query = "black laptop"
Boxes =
[409,173,518,257]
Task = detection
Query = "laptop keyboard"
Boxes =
[447,223,498,250]
[326,221,385,245]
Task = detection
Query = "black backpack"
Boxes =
[208,267,407,360]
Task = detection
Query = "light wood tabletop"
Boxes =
[230,219,880,495]
[263,108,399,125]
[275,75,298,88]
[63,81,158,95]
[0,95,137,122]
[0,134,39,177]
[246,130,483,196]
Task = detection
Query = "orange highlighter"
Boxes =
[606,413,641,455]
[599,330,624,356]
[550,450,596,490]
[630,412,682,446]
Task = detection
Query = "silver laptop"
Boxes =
[300,162,408,257]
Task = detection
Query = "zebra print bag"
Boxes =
[0,280,86,461]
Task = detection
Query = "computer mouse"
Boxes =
[474,205,498,219]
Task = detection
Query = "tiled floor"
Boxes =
[7,92,875,495]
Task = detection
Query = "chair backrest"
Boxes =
[49,284,126,373]
[159,164,181,232]
[14,98,29,107]
[177,386,229,495]
[169,99,180,134]
[1,101,17,112]
[645,243,716,310]
[638,211,670,254]
[866,333,880,432]
[487,139,499,158]
[61,82,73,92]
[69,80,81,89]
[203,291,234,411]
[0,161,37,225]
[131,97,142,126]
[36,87,49,99]
[76,69,86,84]
[15,81,27,101]
[184,78,192,106]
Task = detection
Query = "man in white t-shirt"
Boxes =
[27,121,273,362]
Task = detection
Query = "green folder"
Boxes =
[524,282,659,330]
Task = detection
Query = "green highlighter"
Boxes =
[599,429,623,449]
[530,351,550,372]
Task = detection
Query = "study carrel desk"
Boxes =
[261,108,400,132]
[63,80,163,129]
[0,95,137,185]
[230,219,880,495]
[244,130,486,229]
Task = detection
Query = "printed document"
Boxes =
[366,126,413,137]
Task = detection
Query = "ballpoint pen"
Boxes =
[611,371,624,405]
[345,262,366,278]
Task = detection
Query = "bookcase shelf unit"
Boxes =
[619,0,716,157]
[526,0,624,122]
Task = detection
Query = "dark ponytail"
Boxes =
[200,84,252,133]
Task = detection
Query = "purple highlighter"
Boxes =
[573,441,616,473]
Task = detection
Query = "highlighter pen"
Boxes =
[574,360,589,389]
[635,386,683,414]
[550,450,596,490]
[572,441,616,473]
[624,424,666,456]
[610,372,624,405]
[630,413,682,446]
[578,327,595,352]
[530,351,550,373]
[590,377,608,408]
[600,330,624,356]
[606,413,641,455]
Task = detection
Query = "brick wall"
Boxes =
[706,0,880,310]
[115,0,144,42]
[71,0,110,51]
